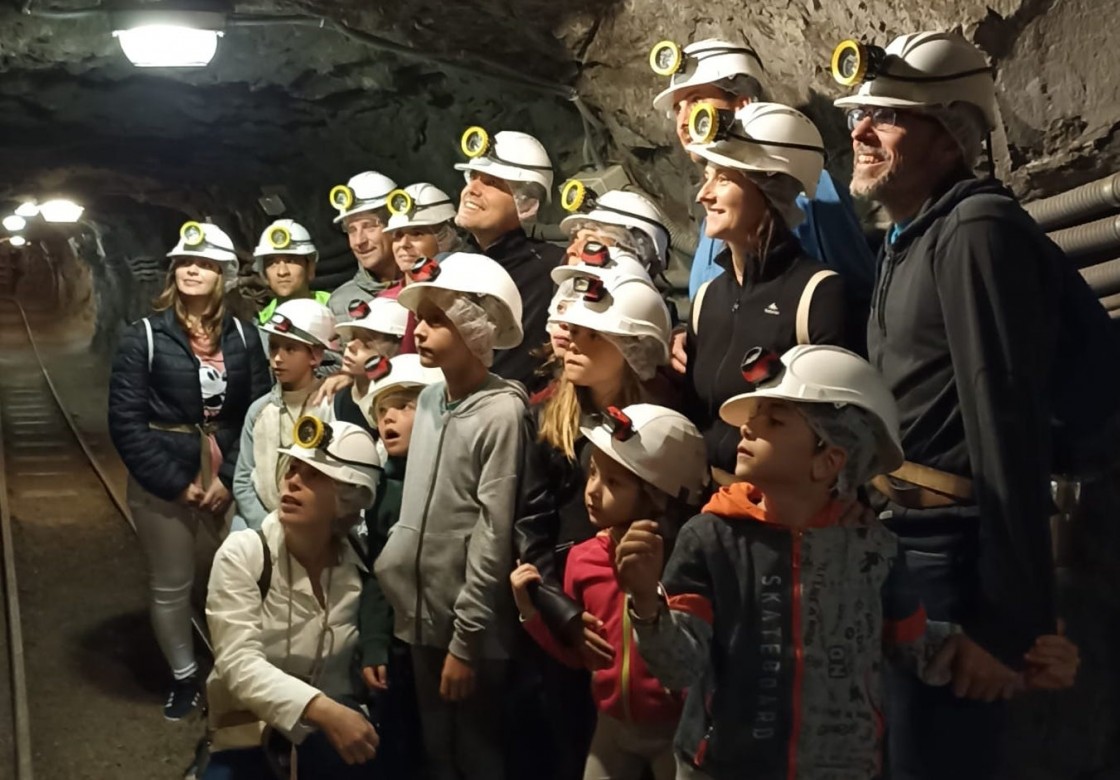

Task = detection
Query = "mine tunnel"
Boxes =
[1,0,1119,778]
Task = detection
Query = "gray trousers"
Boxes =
[410,645,509,780]
[582,712,676,780]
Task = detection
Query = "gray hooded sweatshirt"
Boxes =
[374,373,529,662]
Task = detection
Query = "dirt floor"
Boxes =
[2,302,204,779]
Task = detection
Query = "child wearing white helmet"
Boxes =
[206,417,382,777]
[558,181,672,279]
[373,251,531,780]
[512,404,708,780]
[326,170,402,320]
[453,125,565,391]
[646,36,875,307]
[616,345,1077,779]
[252,219,332,325]
[108,220,271,721]
[328,296,411,430]
[232,298,337,531]
[352,355,442,776]
[682,102,852,486]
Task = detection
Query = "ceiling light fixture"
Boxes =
[39,199,85,223]
[2,215,27,232]
[10,236,28,247]
[14,201,38,218]
[111,10,226,68]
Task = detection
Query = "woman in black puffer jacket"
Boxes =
[109,221,270,722]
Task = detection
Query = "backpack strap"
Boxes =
[795,270,837,346]
[234,318,246,349]
[691,280,713,334]
[255,529,272,600]
[142,317,154,372]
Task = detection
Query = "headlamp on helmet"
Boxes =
[295,414,329,449]
[688,103,737,145]
[740,347,783,390]
[387,188,415,217]
[460,126,491,159]
[347,299,371,321]
[560,179,598,213]
[649,40,685,77]
[329,184,355,212]
[180,221,206,248]
[364,355,392,382]
[830,39,888,87]
[580,241,611,268]
[411,256,440,283]
[605,406,636,441]
[572,274,607,303]
[267,225,292,250]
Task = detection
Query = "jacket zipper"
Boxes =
[709,282,744,449]
[411,419,451,645]
[620,592,633,723]
[787,529,804,780]
[874,246,899,336]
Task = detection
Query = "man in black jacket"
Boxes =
[835,31,1063,778]
[453,129,563,391]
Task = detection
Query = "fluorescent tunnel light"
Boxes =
[2,215,26,232]
[112,10,227,68]
[39,199,84,223]
[10,236,28,247]
[14,202,38,218]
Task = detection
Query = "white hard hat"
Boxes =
[551,245,651,286]
[832,32,996,130]
[550,268,671,362]
[167,221,239,289]
[454,128,554,202]
[365,354,444,414]
[719,344,904,473]
[335,296,410,340]
[559,189,670,272]
[398,252,524,349]
[259,298,336,347]
[281,417,382,495]
[329,171,399,224]
[651,38,767,114]
[384,183,457,233]
[252,219,318,273]
[686,102,826,197]
[580,404,710,504]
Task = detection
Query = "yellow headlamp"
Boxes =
[649,40,684,77]
[830,39,886,87]
[460,126,491,159]
[386,189,414,217]
[294,414,327,449]
[329,185,354,212]
[687,102,732,145]
[267,225,292,250]
[180,221,206,247]
[559,179,594,213]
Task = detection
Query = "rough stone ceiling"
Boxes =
[0,0,1117,245]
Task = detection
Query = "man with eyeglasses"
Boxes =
[836,31,1072,779]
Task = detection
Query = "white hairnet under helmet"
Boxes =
[559,190,671,276]
[686,102,826,198]
[252,219,318,273]
[280,417,382,495]
[168,221,239,290]
[651,38,768,114]
[550,268,671,379]
[384,183,457,233]
[455,128,554,203]
[398,252,524,350]
[329,171,398,224]
[366,354,444,415]
[259,298,335,348]
[832,32,997,130]
[581,404,710,504]
[335,296,409,340]
[719,345,905,488]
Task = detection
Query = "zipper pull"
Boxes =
[731,301,740,313]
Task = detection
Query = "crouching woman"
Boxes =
[203,417,382,779]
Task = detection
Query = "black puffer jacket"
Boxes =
[109,308,272,501]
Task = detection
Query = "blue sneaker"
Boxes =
[164,675,201,721]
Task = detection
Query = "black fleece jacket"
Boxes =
[685,236,850,472]
[867,175,1060,663]
[109,308,272,501]
[476,228,563,392]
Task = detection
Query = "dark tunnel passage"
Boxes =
[1,0,1120,778]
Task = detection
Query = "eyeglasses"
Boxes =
[845,106,901,131]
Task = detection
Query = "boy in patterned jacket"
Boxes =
[616,345,1078,780]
